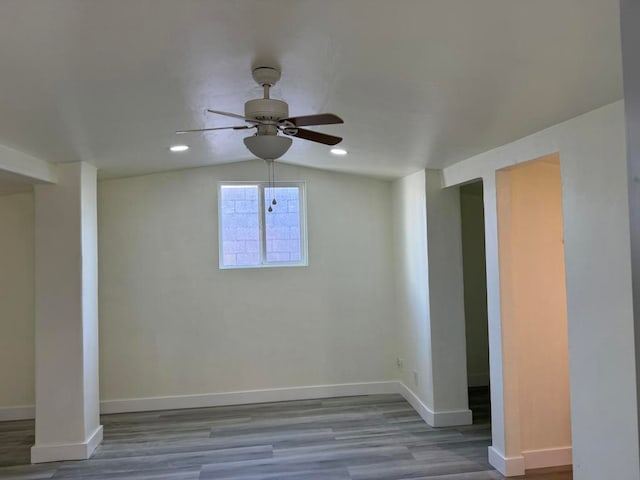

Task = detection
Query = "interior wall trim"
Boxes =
[99,381,399,414]
[396,381,473,427]
[1,381,473,431]
[488,445,526,477]
[30,425,103,464]
[0,405,34,421]
[522,446,572,470]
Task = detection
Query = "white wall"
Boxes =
[424,170,469,418]
[621,0,640,430]
[391,171,433,405]
[391,170,471,426]
[98,160,396,401]
[443,101,640,478]
[0,192,34,411]
[460,183,489,387]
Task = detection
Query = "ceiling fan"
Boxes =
[176,66,344,160]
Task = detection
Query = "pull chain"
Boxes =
[272,160,277,206]
[267,160,273,212]
[265,159,278,212]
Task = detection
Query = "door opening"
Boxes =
[460,180,491,424]
[496,154,572,473]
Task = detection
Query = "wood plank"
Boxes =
[0,390,571,479]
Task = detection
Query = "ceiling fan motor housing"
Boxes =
[244,99,288,121]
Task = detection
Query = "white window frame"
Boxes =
[218,181,308,269]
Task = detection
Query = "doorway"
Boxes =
[496,154,572,472]
[459,180,491,424]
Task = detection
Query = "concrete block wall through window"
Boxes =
[218,182,307,268]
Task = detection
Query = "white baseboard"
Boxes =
[488,446,525,477]
[468,373,490,387]
[396,382,473,427]
[101,381,473,428]
[100,381,399,414]
[31,425,103,464]
[0,381,402,419]
[523,446,572,470]
[0,405,35,421]
[2,380,472,433]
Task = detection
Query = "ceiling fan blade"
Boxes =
[175,125,251,134]
[207,109,261,123]
[289,128,343,146]
[281,113,343,127]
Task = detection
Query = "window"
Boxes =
[218,182,307,268]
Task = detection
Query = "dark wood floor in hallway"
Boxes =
[0,388,571,479]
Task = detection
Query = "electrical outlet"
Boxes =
[396,357,404,369]
[413,370,419,387]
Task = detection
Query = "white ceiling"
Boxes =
[0,0,623,180]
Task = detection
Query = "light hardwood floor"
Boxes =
[0,388,571,479]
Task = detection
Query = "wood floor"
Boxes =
[0,388,571,479]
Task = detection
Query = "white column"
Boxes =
[481,173,520,475]
[31,162,102,463]
[423,169,472,426]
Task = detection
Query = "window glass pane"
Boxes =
[220,185,260,267]
[264,186,302,263]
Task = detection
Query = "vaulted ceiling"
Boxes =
[0,0,623,180]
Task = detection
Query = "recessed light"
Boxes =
[330,148,347,155]
[170,145,189,152]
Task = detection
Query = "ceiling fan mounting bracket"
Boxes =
[252,66,281,87]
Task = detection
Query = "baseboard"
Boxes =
[0,405,35,421]
[523,446,572,470]
[0,381,403,418]
[468,373,490,387]
[4,380,471,433]
[31,425,103,464]
[488,446,525,477]
[100,381,399,414]
[396,382,472,427]
[103,381,472,428]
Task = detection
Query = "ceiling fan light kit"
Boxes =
[244,135,292,160]
[176,65,345,160]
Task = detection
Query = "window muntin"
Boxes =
[218,182,306,268]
